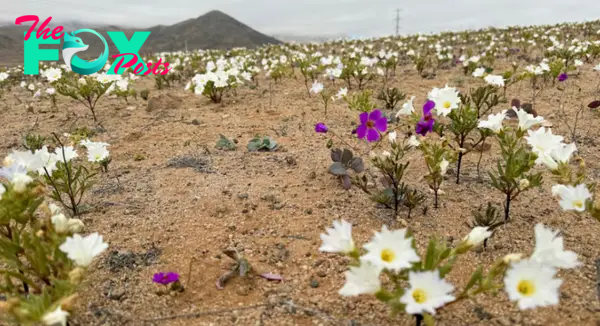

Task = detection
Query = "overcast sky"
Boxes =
[3,0,600,37]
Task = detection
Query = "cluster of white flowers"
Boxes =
[478,104,591,217]
[41,67,63,83]
[525,61,551,75]
[0,149,109,326]
[0,71,9,82]
[320,220,578,314]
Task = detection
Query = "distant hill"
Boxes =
[0,10,281,66]
[146,10,282,52]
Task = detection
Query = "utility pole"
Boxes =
[395,8,401,36]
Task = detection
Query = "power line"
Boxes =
[395,8,402,36]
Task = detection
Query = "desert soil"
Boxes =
[1,65,600,326]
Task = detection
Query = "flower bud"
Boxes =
[59,294,79,311]
[51,214,70,234]
[2,158,11,167]
[518,179,530,190]
[68,219,85,233]
[502,253,523,264]
[69,267,86,285]
[463,226,492,247]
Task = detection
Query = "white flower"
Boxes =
[28,83,35,91]
[439,159,449,176]
[478,111,506,133]
[504,259,562,310]
[35,146,59,176]
[59,233,108,267]
[333,87,347,100]
[319,219,355,254]
[54,146,78,163]
[310,81,324,94]
[46,88,56,95]
[531,224,580,269]
[42,306,69,326]
[472,67,485,77]
[388,131,397,144]
[574,59,583,67]
[361,225,420,272]
[594,64,600,71]
[116,79,129,91]
[42,67,62,82]
[463,226,492,247]
[408,135,420,148]
[525,127,564,168]
[0,72,9,81]
[396,96,415,117]
[11,172,33,193]
[428,85,461,116]
[51,213,70,233]
[550,143,576,165]
[339,262,381,296]
[0,184,5,197]
[513,107,544,131]
[400,270,455,315]
[484,74,505,87]
[551,184,591,212]
[83,143,110,163]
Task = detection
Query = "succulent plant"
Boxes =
[216,134,237,151]
[328,148,364,189]
[247,136,278,152]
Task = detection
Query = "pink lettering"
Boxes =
[111,53,138,73]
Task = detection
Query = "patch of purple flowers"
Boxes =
[356,109,387,142]
[314,123,328,133]
[415,100,436,136]
[153,272,180,285]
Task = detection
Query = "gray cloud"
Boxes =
[4,0,600,37]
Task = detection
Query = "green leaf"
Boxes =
[341,149,353,165]
[349,157,364,173]
[424,239,437,270]
[463,267,483,294]
[328,162,348,176]
[438,256,457,278]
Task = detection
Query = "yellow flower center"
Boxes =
[443,101,451,109]
[380,249,395,263]
[95,154,101,161]
[573,200,584,209]
[412,289,428,303]
[517,280,536,297]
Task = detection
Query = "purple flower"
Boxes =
[558,73,568,82]
[356,109,387,142]
[415,100,435,136]
[153,272,179,285]
[315,123,328,133]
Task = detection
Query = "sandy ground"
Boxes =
[1,63,600,326]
